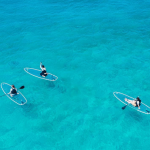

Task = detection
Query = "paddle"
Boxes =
[19,86,25,89]
[122,104,128,110]
[0,86,25,97]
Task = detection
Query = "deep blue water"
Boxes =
[0,0,150,149]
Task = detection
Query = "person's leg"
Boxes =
[10,94,15,97]
[40,72,43,76]
[41,70,47,77]
[44,73,48,77]
[40,70,45,76]
[130,101,136,107]
[125,98,132,103]
[125,98,136,106]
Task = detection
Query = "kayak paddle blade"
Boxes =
[20,86,25,89]
[122,105,127,110]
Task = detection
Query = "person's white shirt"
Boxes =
[40,62,46,71]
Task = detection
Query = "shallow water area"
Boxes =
[0,0,150,149]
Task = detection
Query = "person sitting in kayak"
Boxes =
[40,62,48,77]
[9,85,19,97]
[125,97,141,109]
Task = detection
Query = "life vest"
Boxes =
[11,88,17,94]
[136,98,141,106]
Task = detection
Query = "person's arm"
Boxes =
[8,88,12,94]
[16,88,19,94]
[40,62,42,69]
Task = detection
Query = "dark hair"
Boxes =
[12,85,15,88]
[136,97,141,103]
[42,65,44,68]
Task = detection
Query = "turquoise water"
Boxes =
[0,0,150,149]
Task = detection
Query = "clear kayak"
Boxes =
[24,68,58,81]
[113,92,150,114]
[1,83,27,105]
